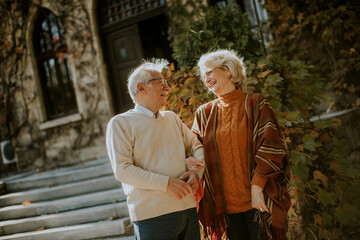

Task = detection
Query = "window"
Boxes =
[100,0,167,25]
[209,0,270,49]
[34,8,78,120]
[208,0,268,27]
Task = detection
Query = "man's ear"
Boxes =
[137,83,145,93]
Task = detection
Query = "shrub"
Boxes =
[171,4,262,69]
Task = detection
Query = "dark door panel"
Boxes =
[103,24,143,113]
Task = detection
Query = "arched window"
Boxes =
[33,8,78,120]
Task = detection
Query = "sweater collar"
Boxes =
[218,88,245,107]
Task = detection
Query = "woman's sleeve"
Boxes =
[191,106,206,142]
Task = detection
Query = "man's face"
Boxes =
[143,71,170,110]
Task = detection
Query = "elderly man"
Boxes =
[106,59,204,240]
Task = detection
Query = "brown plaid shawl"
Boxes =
[192,93,291,239]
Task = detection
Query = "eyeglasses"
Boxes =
[147,78,171,87]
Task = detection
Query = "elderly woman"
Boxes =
[189,50,291,240]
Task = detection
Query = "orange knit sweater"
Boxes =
[216,88,267,214]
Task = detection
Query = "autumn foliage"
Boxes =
[166,2,359,239]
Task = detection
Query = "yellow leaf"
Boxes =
[296,145,304,152]
[286,111,301,121]
[22,201,32,206]
[287,203,297,217]
[170,86,180,94]
[15,46,22,53]
[35,227,46,232]
[258,63,267,69]
[313,170,328,188]
[310,130,319,138]
[168,62,175,72]
[320,133,331,142]
[184,77,196,86]
[188,98,196,106]
[356,98,360,106]
[314,214,322,226]
[258,70,272,78]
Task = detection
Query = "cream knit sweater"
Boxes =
[106,110,204,221]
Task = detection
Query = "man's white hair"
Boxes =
[197,49,249,87]
[127,58,169,102]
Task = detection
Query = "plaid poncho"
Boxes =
[192,93,291,240]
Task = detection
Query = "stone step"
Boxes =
[0,158,108,184]
[0,175,121,207]
[0,188,126,220]
[5,162,113,192]
[94,236,135,240]
[0,202,129,235]
[0,218,132,240]
[0,171,37,184]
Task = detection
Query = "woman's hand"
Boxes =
[179,170,200,194]
[251,184,270,213]
[185,157,204,171]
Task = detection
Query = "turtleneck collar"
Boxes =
[218,88,245,107]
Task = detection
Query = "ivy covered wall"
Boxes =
[0,0,112,174]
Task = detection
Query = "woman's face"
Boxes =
[204,66,235,96]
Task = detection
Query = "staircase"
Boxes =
[0,158,135,240]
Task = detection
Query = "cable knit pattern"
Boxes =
[215,88,252,214]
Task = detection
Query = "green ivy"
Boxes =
[171,4,262,69]
[263,0,360,110]
[166,2,360,239]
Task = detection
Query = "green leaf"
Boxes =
[321,212,333,227]
[285,111,301,121]
[290,150,306,164]
[296,67,309,78]
[335,203,358,225]
[302,134,321,151]
[265,73,283,85]
[309,179,321,191]
[276,116,288,126]
[317,189,335,206]
[314,120,332,129]
[173,71,184,79]
[180,89,192,98]
[291,163,309,179]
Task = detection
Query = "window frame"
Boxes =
[33,8,78,121]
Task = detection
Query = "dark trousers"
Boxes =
[227,209,259,240]
[133,208,200,240]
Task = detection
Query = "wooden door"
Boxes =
[103,24,143,114]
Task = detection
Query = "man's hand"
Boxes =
[179,171,200,194]
[167,177,193,200]
[251,184,270,213]
[185,157,204,171]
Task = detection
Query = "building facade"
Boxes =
[0,0,174,174]
[0,0,266,175]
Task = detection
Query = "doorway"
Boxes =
[99,1,172,114]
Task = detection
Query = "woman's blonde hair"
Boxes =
[197,49,252,88]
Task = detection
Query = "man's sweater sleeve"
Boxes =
[173,112,205,178]
[106,118,169,192]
